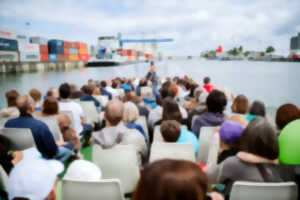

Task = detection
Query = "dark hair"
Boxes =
[240,117,279,159]
[159,81,175,99]
[82,85,93,95]
[29,88,42,102]
[100,81,107,88]
[134,159,208,200]
[204,77,210,84]
[160,120,181,142]
[162,97,183,123]
[5,90,19,107]
[276,104,300,130]
[231,94,249,114]
[249,100,265,117]
[42,97,59,115]
[59,83,71,99]
[112,80,119,89]
[206,90,227,113]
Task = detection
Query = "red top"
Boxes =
[204,84,213,93]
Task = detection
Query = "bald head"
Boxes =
[105,99,124,126]
[17,95,35,116]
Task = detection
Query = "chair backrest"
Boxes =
[153,125,163,142]
[0,117,11,128]
[92,145,140,194]
[1,128,35,151]
[150,142,195,162]
[230,181,298,200]
[197,126,216,163]
[136,116,149,141]
[60,111,75,130]
[36,117,63,141]
[79,101,99,124]
[0,165,8,192]
[95,95,109,107]
[61,179,124,200]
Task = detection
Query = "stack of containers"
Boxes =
[63,41,71,61]
[48,40,64,62]
[124,49,138,61]
[19,43,40,62]
[69,42,79,61]
[30,37,48,62]
[78,42,88,61]
[0,29,19,62]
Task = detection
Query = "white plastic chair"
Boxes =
[61,179,125,200]
[36,117,63,141]
[149,142,195,162]
[92,145,140,194]
[79,101,99,124]
[1,128,35,151]
[0,117,10,128]
[230,181,298,200]
[0,165,8,192]
[197,127,216,163]
[153,125,163,142]
[136,116,149,141]
[95,95,109,108]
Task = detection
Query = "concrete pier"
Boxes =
[0,61,86,73]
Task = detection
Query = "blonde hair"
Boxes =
[124,102,139,123]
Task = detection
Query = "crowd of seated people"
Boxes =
[1,64,300,200]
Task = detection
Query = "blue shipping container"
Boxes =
[49,54,57,62]
[48,40,64,54]
[0,38,18,51]
[69,48,78,54]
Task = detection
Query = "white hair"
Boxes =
[124,101,139,123]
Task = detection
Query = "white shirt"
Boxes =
[106,86,118,99]
[59,100,84,134]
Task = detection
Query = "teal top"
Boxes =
[246,114,257,122]
[177,126,199,154]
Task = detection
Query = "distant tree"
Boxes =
[244,51,250,57]
[239,46,243,53]
[266,46,275,53]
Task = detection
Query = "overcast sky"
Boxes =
[0,0,299,55]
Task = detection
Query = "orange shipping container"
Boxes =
[69,54,78,61]
[64,48,69,55]
[78,48,88,54]
[79,42,87,49]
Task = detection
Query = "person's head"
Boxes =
[100,81,107,88]
[17,95,35,116]
[159,81,175,100]
[105,99,124,126]
[206,90,227,113]
[134,159,208,200]
[160,120,181,142]
[219,121,245,146]
[203,76,210,85]
[276,104,300,130]
[82,85,93,95]
[70,84,78,93]
[139,78,147,87]
[64,160,102,181]
[5,90,19,107]
[29,89,42,104]
[42,97,59,115]
[111,79,119,89]
[249,100,266,117]
[8,158,64,200]
[240,117,279,160]
[231,94,249,114]
[46,87,59,99]
[59,83,71,99]
[88,79,94,85]
[162,97,183,123]
[124,102,139,123]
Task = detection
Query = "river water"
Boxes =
[0,59,299,109]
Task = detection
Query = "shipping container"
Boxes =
[79,42,87,49]
[19,44,39,53]
[40,54,48,62]
[0,38,18,51]
[48,40,64,54]
[30,37,48,45]
[49,54,57,62]
[70,42,77,49]
[73,42,80,49]
[0,29,16,39]
[0,51,19,62]
[17,35,29,44]
[39,45,48,54]
[19,52,40,62]
[79,54,89,61]
[64,48,69,55]
[69,54,78,61]
[57,54,68,61]
[63,41,72,49]
[69,48,78,55]
[78,48,87,54]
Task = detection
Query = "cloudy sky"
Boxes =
[0,0,299,55]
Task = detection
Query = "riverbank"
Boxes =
[0,61,86,73]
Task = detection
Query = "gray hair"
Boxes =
[124,102,139,123]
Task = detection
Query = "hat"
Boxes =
[220,121,245,144]
[120,84,131,92]
[64,160,102,181]
[8,158,64,200]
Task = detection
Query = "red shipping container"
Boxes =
[40,54,48,62]
[63,41,71,48]
[64,48,69,55]
[69,42,77,49]
[57,54,67,61]
[73,42,80,49]
[79,54,88,61]
[39,45,48,54]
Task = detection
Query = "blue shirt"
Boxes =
[100,88,112,100]
[5,115,58,159]
[125,122,147,142]
[80,95,101,107]
[177,126,199,154]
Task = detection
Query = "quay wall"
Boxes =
[0,61,86,73]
